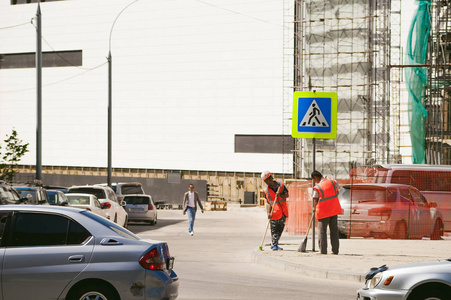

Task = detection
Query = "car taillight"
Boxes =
[85,208,91,211]
[368,206,392,217]
[102,202,112,209]
[139,248,164,271]
[148,203,154,210]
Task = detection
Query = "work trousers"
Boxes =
[318,215,339,255]
[270,215,286,246]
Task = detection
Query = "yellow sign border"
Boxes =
[292,91,337,139]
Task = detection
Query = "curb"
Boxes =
[251,250,365,283]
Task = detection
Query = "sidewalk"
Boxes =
[252,235,451,283]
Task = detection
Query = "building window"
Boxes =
[234,135,295,154]
[0,50,82,69]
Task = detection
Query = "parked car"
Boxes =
[65,193,109,219]
[98,182,145,202]
[0,181,22,205]
[337,183,444,240]
[46,189,69,206]
[43,185,68,193]
[124,194,158,225]
[68,185,128,227]
[13,185,49,205]
[0,205,179,300]
[357,260,451,300]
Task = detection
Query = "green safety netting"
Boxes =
[405,0,431,164]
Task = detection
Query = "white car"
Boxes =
[123,194,158,225]
[65,193,109,220]
[357,260,451,300]
[98,182,145,202]
[68,185,128,227]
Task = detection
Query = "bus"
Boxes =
[350,164,451,232]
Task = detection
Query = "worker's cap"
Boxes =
[261,171,273,180]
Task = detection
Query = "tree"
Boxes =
[0,129,29,182]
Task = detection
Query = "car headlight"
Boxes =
[369,272,383,289]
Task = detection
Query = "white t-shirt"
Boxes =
[188,191,195,208]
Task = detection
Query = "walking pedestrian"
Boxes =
[311,170,342,255]
[261,171,289,250]
[183,183,204,236]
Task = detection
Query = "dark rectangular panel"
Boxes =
[0,50,82,69]
[11,0,65,5]
[235,135,295,154]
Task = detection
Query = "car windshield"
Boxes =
[69,188,106,199]
[17,189,37,202]
[66,195,90,205]
[81,211,140,240]
[352,189,387,203]
[121,185,144,195]
[125,196,149,205]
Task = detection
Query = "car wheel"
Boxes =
[408,285,451,300]
[392,221,407,239]
[430,219,444,240]
[69,283,119,300]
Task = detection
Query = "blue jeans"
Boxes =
[186,207,196,233]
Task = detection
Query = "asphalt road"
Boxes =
[128,209,362,300]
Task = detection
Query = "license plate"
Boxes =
[166,257,175,271]
[129,208,143,212]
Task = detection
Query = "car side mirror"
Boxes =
[18,197,28,204]
[120,200,126,207]
[60,201,69,206]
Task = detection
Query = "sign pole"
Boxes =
[292,91,337,253]
[312,137,316,252]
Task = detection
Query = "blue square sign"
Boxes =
[292,92,337,139]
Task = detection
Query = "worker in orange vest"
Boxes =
[311,170,342,255]
[261,171,289,251]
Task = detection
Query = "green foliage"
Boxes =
[0,129,29,182]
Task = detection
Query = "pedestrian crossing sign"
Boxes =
[292,91,337,139]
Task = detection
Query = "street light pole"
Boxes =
[36,2,42,181]
[107,50,112,187]
[107,0,139,187]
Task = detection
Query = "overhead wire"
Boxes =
[30,17,97,71]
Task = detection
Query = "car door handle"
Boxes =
[68,255,85,263]
[100,238,123,245]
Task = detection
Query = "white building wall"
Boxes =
[0,0,289,173]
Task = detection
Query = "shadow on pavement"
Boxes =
[128,218,186,234]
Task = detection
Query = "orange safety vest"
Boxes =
[314,179,342,220]
[265,182,289,220]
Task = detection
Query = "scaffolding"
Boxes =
[427,1,451,165]
[285,0,403,179]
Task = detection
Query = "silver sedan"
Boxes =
[0,205,178,300]
[357,261,451,300]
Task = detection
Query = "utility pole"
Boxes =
[107,0,139,187]
[36,2,42,181]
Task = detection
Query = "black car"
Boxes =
[13,185,49,205]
